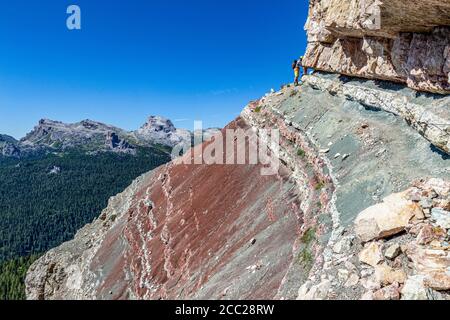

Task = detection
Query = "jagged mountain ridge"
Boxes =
[19,119,137,155]
[2,116,215,158]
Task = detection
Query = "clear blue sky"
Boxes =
[0,0,309,138]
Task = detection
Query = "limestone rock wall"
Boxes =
[303,0,450,94]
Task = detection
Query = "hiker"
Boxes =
[292,59,300,86]
[292,56,308,86]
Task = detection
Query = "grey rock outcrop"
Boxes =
[304,73,450,154]
[242,78,449,300]
[105,132,135,154]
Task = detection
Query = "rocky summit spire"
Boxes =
[134,116,191,148]
[139,116,177,134]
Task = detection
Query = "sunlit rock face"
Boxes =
[303,0,450,94]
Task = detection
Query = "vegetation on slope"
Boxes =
[0,147,171,299]
[0,255,40,300]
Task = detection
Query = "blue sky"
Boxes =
[0,0,309,138]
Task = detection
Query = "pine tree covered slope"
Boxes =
[0,146,171,299]
[0,255,39,300]
[0,148,170,262]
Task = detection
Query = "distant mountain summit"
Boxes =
[0,134,20,157]
[0,134,18,144]
[19,118,135,155]
[22,119,124,145]
[139,116,177,134]
[134,116,192,148]
[0,116,208,158]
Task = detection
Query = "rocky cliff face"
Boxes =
[303,0,450,94]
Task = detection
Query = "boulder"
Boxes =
[361,277,381,291]
[360,291,374,300]
[372,283,401,300]
[423,272,450,291]
[431,208,450,230]
[422,179,450,198]
[344,273,360,288]
[419,199,433,209]
[385,244,402,260]
[416,224,446,245]
[359,242,384,267]
[297,280,331,300]
[434,199,450,211]
[374,264,407,286]
[338,269,350,282]
[405,243,450,272]
[355,192,421,242]
[332,237,352,254]
[401,276,430,300]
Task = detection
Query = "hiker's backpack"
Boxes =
[292,60,298,69]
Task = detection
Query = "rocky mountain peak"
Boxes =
[38,118,59,126]
[134,116,191,147]
[79,119,103,130]
[19,117,146,155]
[0,134,20,157]
[1,115,198,158]
[139,116,176,134]
[0,134,18,144]
[21,118,115,146]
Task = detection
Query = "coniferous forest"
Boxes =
[0,148,170,299]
